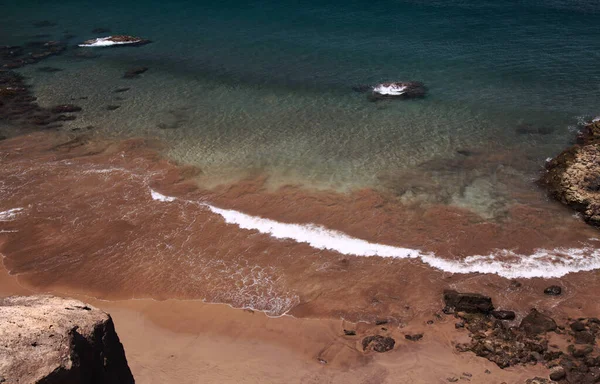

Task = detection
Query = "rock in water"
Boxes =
[443,289,494,314]
[78,35,151,48]
[519,308,557,336]
[0,295,134,384]
[368,81,427,101]
[361,335,395,352]
[540,119,600,226]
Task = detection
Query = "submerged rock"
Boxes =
[369,81,427,101]
[443,289,494,314]
[540,120,600,226]
[123,66,149,79]
[361,335,395,353]
[0,295,134,384]
[491,310,516,321]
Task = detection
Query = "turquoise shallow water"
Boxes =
[2,0,600,214]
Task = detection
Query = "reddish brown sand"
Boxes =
[0,264,548,383]
[1,132,600,382]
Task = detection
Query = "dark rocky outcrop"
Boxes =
[1,41,66,70]
[0,70,81,131]
[0,295,134,384]
[442,289,494,314]
[544,285,562,296]
[540,119,600,226]
[361,335,395,353]
[50,104,82,113]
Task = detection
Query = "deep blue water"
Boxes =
[2,0,600,211]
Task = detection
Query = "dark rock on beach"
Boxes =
[362,335,395,353]
[520,309,557,336]
[540,119,600,226]
[544,285,562,296]
[123,66,149,79]
[106,105,121,111]
[405,333,423,342]
[492,310,516,321]
[443,289,494,314]
[114,87,131,93]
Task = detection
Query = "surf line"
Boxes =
[149,189,600,279]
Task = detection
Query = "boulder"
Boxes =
[544,285,562,296]
[443,289,494,314]
[0,295,134,384]
[361,335,395,353]
[519,309,557,336]
[123,67,149,79]
[540,120,600,226]
[491,310,516,320]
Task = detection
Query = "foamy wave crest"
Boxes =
[150,189,176,202]
[0,208,23,221]
[149,189,600,279]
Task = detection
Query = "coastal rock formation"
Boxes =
[540,120,600,226]
[1,40,66,69]
[0,295,134,384]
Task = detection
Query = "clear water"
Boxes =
[2,0,600,207]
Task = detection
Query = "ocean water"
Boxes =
[2,0,600,209]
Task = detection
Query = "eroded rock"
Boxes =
[0,295,134,384]
[540,120,600,226]
[520,309,557,336]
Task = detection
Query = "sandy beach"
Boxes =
[0,262,550,383]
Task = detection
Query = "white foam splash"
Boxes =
[150,189,176,202]
[373,84,407,96]
[0,208,23,221]
[593,116,600,122]
[78,36,143,47]
[148,189,600,279]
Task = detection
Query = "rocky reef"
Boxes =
[0,295,134,384]
[540,119,600,225]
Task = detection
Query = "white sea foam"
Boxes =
[593,116,600,122]
[373,84,407,96]
[78,37,143,47]
[0,208,23,221]
[147,188,600,279]
[150,189,176,202]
